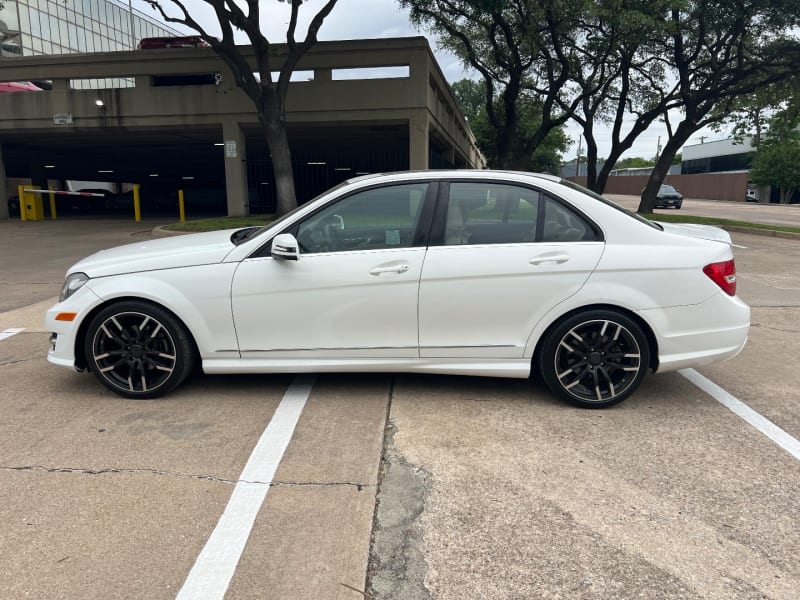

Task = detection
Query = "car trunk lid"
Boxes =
[655,222,732,245]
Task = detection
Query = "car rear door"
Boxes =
[418,181,605,359]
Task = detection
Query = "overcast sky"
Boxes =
[132,0,720,163]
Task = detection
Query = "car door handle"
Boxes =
[529,252,570,265]
[369,263,410,276]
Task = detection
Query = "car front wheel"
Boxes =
[84,300,196,399]
[539,310,650,408]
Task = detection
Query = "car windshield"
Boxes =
[558,179,662,230]
[660,185,678,193]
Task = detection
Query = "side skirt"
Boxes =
[202,358,532,379]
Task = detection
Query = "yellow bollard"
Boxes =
[22,185,43,220]
[18,184,26,221]
[178,189,186,222]
[48,185,57,220]
[133,184,141,222]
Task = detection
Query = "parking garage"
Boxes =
[0,37,485,220]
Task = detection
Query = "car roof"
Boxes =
[346,170,562,185]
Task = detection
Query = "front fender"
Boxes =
[83,263,239,358]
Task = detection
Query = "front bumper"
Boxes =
[45,287,103,370]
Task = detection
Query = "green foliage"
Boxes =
[614,157,655,169]
[452,79,568,173]
[402,0,586,168]
[750,107,800,203]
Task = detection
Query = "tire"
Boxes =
[538,309,650,408]
[84,300,196,399]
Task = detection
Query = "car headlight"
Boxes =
[59,272,90,302]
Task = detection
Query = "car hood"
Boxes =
[656,222,732,245]
[68,229,239,278]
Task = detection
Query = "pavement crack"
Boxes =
[0,465,370,490]
[750,323,800,334]
[0,356,39,366]
[267,480,372,491]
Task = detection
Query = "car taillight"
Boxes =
[703,259,737,296]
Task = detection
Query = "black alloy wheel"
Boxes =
[84,300,195,398]
[539,310,650,408]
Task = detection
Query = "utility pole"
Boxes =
[575,136,582,179]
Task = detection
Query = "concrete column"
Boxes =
[409,110,429,170]
[0,144,8,220]
[222,120,249,217]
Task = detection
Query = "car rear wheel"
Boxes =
[539,310,650,408]
[84,300,196,399]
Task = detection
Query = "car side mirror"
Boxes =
[271,233,300,261]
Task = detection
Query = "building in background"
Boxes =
[681,137,755,175]
[0,0,182,79]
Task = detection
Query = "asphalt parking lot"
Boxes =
[1,214,798,599]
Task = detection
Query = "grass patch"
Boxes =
[644,212,800,234]
[164,215,274,232]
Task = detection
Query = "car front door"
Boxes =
[418,181,605,359]
[230,182,434,359]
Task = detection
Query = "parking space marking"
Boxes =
[681,368,800,460]
[732,244,748,249]
[176,375,317,600]
[0,328,24,341]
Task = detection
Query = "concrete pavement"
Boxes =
[1,219,799,599]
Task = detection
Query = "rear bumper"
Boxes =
[638,292,750,373]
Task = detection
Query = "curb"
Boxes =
[151,225,192,238]
[722,225,800,240]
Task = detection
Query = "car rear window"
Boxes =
[558,179,662,230]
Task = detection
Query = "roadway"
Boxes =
[608,194,800,228]
[0,216,798,599]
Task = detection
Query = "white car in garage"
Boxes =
[46,171,749,408]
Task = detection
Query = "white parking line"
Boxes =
[680,368,800,461]
[0,328,25,341]
[176,375,316,600]
[732,244,748,249]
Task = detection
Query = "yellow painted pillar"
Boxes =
[133,184,141,222]
[48,185,57,220]
[18,184,26,221]
[178,189,186,222]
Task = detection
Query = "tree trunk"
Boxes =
[584,133,598,191]
[638,131,688,213]
[263,116,296,216]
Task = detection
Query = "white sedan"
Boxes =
[46,171,749,408]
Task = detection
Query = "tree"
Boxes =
[710,78,800,147]
[564,0,682,193]
[637,1,800,213]
[750,107,800,203]
[402,0,591,170]
[451,78,568,173]
[144,0,339,215]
